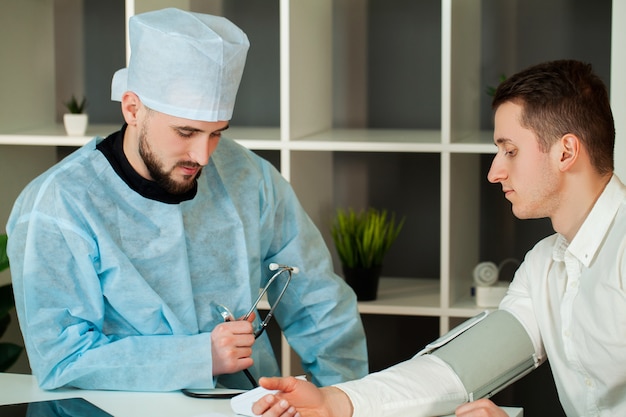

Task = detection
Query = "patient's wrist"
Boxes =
[321,386,354,417]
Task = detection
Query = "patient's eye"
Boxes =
[504,147,517,157]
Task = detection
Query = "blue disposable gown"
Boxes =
[6,130,367,391]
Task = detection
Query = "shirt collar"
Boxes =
[553,175,625,267]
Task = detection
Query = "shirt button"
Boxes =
[585,378,593,387]
[563,330,571,338]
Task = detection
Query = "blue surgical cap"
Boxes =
[111,8,250,122]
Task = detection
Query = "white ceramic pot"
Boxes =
[63,113,88,136]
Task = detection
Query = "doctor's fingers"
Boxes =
[214,319,255,337]
[212,346,255,375]
[239,311,257,322]
[212,355,254,376]
[210,337,255,375]
[211,321,256,350]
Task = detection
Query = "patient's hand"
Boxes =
[455,398,509,417]
[252,376,352,417]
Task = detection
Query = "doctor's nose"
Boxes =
[189,136,220,167]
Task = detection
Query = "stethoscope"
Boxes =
[182,263,299,399]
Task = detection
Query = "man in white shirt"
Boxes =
[252,59,626,417]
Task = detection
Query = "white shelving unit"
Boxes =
[1,0,624,379]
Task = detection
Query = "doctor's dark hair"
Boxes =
[492,59,615,175]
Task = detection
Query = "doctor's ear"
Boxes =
[558,133,581,172]
[120,92,142,126]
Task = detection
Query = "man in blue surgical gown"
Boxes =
[5,8,367,392]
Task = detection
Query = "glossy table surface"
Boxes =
[0,373,523,417]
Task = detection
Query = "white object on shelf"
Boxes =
[475,282,509,308]
[63,113,89,136]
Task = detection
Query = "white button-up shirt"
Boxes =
[501,175,626,416]
[337,175,626,417]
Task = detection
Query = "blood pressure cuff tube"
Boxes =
[430,310,538,401]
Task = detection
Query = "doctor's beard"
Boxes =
[138,126,202,195]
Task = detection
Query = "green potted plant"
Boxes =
[0,233,23,371]
[62,94,88,136]
[485,73,507,97]
[331,208,405,301]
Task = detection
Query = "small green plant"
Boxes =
[0,233,23,371]
[485,73,507,97]
[64,95,87,114]
[331,208,405,269]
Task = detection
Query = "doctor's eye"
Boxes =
[176,129,195,138]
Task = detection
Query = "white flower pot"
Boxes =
[63,113,89,136]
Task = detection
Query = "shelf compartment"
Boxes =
[257,277,442,317]
[292,129,442,152]
[357,277,442,316]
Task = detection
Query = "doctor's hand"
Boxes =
[455,399,509,417]
[211,313,256,376]
[252,376,353,417]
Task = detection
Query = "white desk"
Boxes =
[0,373,522,417]
[0,373,234,417]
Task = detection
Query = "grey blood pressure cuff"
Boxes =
[422,310,538,401]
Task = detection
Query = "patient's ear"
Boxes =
[558,133,580,172]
